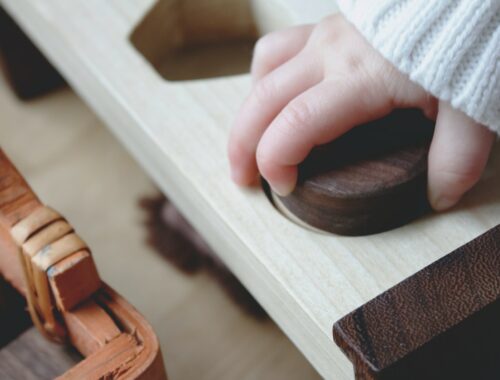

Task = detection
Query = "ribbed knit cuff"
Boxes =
[337,0,500,134]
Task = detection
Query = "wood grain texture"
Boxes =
[0,149,167,378]
[0,78,320,380]
[275,109,434,235]
[49,250,102,312]
[58,333,140,380]
[333,225,500,379]
[2,1,499,378]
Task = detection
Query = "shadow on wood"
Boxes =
[130,0,258,81]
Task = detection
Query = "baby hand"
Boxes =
[228,15,495,211]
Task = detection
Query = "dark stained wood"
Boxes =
[332,225,500,380]
[0,6,65,100]
[0,327,81,380]
[274,109,435,236]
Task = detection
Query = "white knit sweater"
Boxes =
[337,0,500,134]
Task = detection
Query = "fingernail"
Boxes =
[272,181,294,197]
[432,195,457,211]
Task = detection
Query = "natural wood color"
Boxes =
[61,286,167,380]
[49,250,101,312]
[22,220,73,258]
[333,225,500,379]
[0,149,39,228]
[32,233,87,271]
[95,284,168,380]
[22,219,74,314]
[0,81,320,380]
[31,254,62,338]
[30,232,90,325]
[13,209,100,332]
[0,149,167,379]
[2,0,498,378]
[58,333,140,380]
[11,206,61,245]
[10,203,97,341]
[62,298,121,357]
[0,222,25,293]
[2,0,500,379]
[29,228,88,337]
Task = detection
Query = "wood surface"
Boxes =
[62,298,121,357]
[130,0,258,81]
[1,1,499,378]
[0,78,320,380]
[333,225,500,379]
[274,109,434,236]
[49,250,102,312]
[0,149,167,377]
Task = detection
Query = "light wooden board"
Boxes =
[0,77,320,379]
[2,1,499,378]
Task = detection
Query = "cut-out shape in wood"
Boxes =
[333,225,500,379]
[272,109,435,236]
[130,0,259,81]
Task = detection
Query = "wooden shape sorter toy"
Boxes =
[1,0,499,379]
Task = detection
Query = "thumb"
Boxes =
[428,101,495,211]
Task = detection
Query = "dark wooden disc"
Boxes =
[274,109,435,236]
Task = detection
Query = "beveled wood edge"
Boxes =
[0,148,167,379]
[57,284,166,380]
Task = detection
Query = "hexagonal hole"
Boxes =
[131,0,264,81]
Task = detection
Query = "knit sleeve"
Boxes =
[336,0,500,134]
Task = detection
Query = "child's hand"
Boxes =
[228,15,495,211]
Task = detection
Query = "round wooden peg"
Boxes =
[272,109,435,236]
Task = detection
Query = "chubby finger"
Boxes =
[229,54,321,186]
[252,24,314,81]
[428,101,495,211]
[256,78,391,195]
